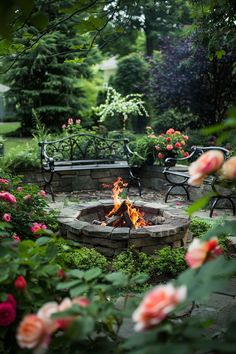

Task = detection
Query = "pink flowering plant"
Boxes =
[0,175,58,240]
[61,117,85,135]
[130,127,189,167]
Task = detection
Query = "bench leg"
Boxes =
[210,196,236,217]
[42,171,55,202]
[127,169,142,196]
[165,184,190,203]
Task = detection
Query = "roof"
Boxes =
[99,57,118,71]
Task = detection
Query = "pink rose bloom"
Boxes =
[17,315,48,350]
[38,190,46,197]
[72,297,90,308]
[31,223,47,233]
[188,150,224,186]
[166,137,171,142]
[56,298,73,330]
[133,283,187,331]
[37,302,59,333]
[12,234,21,242]
[221,157,236,180]
[62,124,67,129]
[166,128,175,134]
[184,152,189,157]
[68,118,73,125]
[155,145,160,151]
[0,302,16,327]
[157,153,164,159]
[23,194,32,200]
[0,178,9,184]
[185,237,223,269]
[76,119,81,125]
[17,186,23,192]
[2,213,11,222]
[166,144,173,151]
[0,192,16,203]
[175,142,181,148]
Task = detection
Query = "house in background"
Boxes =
[0,83,10,121]
[98,56,117,87]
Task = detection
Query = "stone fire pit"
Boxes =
[58,200,190,257]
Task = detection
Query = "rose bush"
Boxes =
[0,175,58,240]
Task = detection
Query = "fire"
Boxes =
[107,177,148,229]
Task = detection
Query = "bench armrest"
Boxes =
[38,142,55,170]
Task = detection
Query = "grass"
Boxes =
[0,122,21,135]
[0,122,32,155]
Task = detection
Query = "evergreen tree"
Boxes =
[3,0,95,134]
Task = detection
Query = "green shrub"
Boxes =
[53,238,109,272]
[151,109,199,133]
[190,217,230,252]
[112,249,152,276]
[152,247,187,278]
[189,217,214,238]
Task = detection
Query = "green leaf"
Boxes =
[216,49,226,59]
[35,237,51,246]
[56,279,81,290]
[105,272,129,286]
[70,284,89,297]
[68,316,95,340]
[131,273,149,284]
[67,269,84,278]
[84,268,102,281]
[187,192,215,216]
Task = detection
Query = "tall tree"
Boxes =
[3,0,97,134]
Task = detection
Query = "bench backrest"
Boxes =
[164,145,231,168]
[39,133,130,162]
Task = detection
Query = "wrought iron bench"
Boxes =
[39,133,141,201]
[163,146,235,217]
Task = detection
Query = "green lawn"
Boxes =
[0,122,21,135]
[0,122,32,155]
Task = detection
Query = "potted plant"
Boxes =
[130,127,189,167]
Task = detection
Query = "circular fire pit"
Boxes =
[58,200,190,257]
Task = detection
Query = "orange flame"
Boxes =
[108,177,148,229]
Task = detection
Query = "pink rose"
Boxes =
[133,283,187,331]
[17,186,23,192]
[31,223,47,233]
[184,152,189,157]
[0,192,16,203]
[37,302,59,333]
[166,128,175,134]
[17,315,48,349]
[157,153,164,159]
[166,137,171,142]
[62,124,67,129]
[2,213,11,222]
[72,297,90,308]
[38,190,46,197]
[188,150,224,186]
[155,145,160,151]
[166,144,173,151]
[0,178,9,184]
[175,142,181,148]
[0,302,16,327]
[12,234,21,242]
[185,237,223,269]
[68,118,73,125]
[75,119,81,125]
[23,194,32,200]
[221,157,236,180]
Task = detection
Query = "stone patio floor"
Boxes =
[49,187,236,338]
